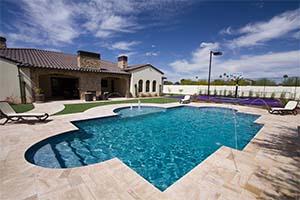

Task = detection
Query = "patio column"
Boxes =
[125,78,130,97]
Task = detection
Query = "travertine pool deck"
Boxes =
[0,102,299,200]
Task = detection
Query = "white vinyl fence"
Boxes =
[163,85,300,100]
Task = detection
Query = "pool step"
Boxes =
[55,141,87,167]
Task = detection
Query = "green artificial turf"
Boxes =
[54,97,179,115]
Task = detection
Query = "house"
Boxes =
[0,37,164,103]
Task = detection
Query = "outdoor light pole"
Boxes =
[207,51,222,99]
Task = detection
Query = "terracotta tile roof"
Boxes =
[0,48,129,74]
[125,64,164,74]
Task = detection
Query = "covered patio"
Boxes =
[29,68,130,101]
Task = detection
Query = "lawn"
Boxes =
[11,103,34,113]
[54,97,179,115]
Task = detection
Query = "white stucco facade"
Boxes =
[19,67,33,103]
[129,65,164,97]
[0,59,33,103]
[0,59,21,103]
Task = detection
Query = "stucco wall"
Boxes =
[163,85,300,99]
[19,67,33,103]
[0,59,21,103]
[130,66,163,97]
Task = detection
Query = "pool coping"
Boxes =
[1,102,299,200]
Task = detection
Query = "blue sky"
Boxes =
[1,0,299,81]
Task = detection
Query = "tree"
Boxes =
[282,77,300,86]
[180,79,207,85]
[211,79,226,85]
[253,78,276,86]
[198,79,208,85]
[164,81,173,85]
[219,73,243,98]
[238,79,252,86]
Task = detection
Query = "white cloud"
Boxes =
[95,30,113,39]
[2,0,199,49]
[170,42,220,73]
[293,31,300,39]
[118,51,137,58]
[169,42,300,80]
[9,0,79,46]
[44,48,62,52]
[214,50,300,78]
[219,26,233,35]
[164,69,186,82]
[145,51,159,56]
[227,9,300,49]
[100,15,136,32]
[168,9,300,81]
[5,0,195,45]
[110,41,140,51]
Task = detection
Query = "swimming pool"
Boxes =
[25,106,263,191]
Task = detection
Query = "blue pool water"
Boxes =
[25,106,263,191]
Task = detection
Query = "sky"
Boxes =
[0,0,299,82]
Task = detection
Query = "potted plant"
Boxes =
[35,87,45,103]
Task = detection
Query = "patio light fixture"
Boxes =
[207,51,222,99]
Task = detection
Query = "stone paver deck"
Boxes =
[0,102,299,200]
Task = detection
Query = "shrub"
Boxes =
[224,89,227,96]
[219,90,223,96]
[35,87,44,94]
[241,91,244,97]
[199,90,202,95]
[126,92,133,98]
[178,89,183,93]
[249,90,253,97]
[213,89,217,96]
[5,96,19,104]
[191,93,198,101]
[228,90,233,96]
[140,93,147,97]
[280,98,289,105]
[270,92,275,99]
[134,84,138,97]
[255,92,260,98]
[280,92,286,99]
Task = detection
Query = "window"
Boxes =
[101,79,108,87]
[146,80,150,92]
[152,80,157,92]
[138,80,143,92]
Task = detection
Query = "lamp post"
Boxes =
[207,51,222,99]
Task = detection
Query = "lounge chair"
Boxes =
[269,101,298,115]
[0,101,49,125]
[180,95,191,104]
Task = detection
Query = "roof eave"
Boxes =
[16,63,130,75]
[126,64,164,74]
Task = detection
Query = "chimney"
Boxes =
[118,55,128,69]
[77,50,101,69]
[0,36,7,48]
